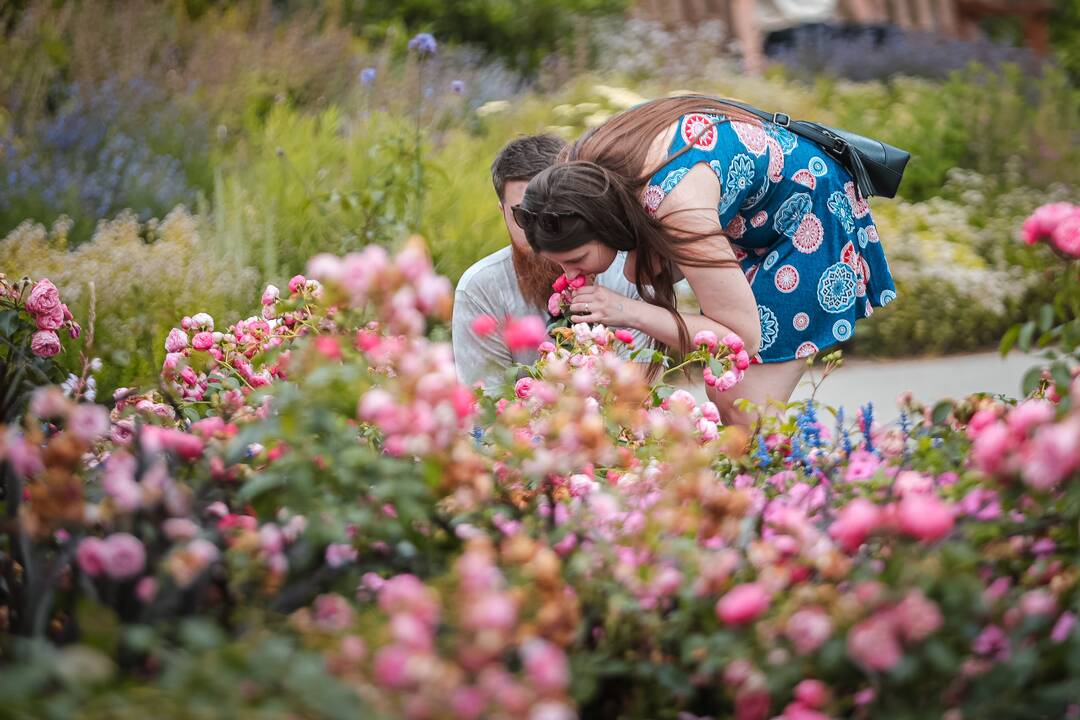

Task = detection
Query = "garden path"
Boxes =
[687,351,1045,425]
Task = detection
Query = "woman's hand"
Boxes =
[569,284,638,327]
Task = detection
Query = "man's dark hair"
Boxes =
[490,134,567,202]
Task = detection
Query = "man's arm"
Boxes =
[452,291,514,395]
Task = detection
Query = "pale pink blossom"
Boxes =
[521,638,569,692]
[26,279,61,316]
[68,404,110,443]
[102,533,146,580]
[77,537,108,577]
[785,606,833,655]
[1019,589,1057,617]
[325,543,358,568]
[829,498,881,552]
[892,590,943,642]
[30,329,61,357]
[896,493,954,542]
[1052,612,1077,643]
[847,613,902,671]
[164,328,189,353]
[1021,417,1080,491]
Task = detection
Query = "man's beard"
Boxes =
[511,244,563,312]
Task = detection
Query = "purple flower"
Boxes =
[360,67,377,85]
[450,79,465,95]
[407,32,437,57]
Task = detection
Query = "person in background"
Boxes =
[452,134,644,394]
[730,0,887,75]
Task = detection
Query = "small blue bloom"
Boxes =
[450,79,465,95]
[408,32,438,56]
[360,67,377,85]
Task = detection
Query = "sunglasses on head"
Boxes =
[511,204,575,234]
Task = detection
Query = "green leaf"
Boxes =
[76,599,120,656]
[1022,366,1045,396]
[931,400,954,425]
[1050,361,1071,391]
[1018,321,1036,352]
[1039,303,1056,333]
[998,324,1020,356]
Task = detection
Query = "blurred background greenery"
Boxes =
[1,0,1078,394]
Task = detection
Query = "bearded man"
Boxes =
[452,134,642,393]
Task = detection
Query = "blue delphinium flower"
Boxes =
[408,32,438,57]
[836,407,853,457]
[754,433,771,469]
[797,399,822,450]
[360,67,377,85]
[860,402,876,454]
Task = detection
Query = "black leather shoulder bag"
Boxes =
[720,99,910,199]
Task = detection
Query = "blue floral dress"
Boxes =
[641,112,897,363]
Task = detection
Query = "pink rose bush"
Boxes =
[1021,202,1080,258]
[2,237,1079,719]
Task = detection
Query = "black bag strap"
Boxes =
[715,99,876,199]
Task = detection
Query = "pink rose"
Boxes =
[785,606,833,655]
[1021,202,1074,245]
[722,332,745,354]
[1019,589,1056,618]
[26,279,61,316]
[470,314,498,336]
[847,613,902,671]
[547,292,563,316]
[970,421,1012,475]
[614,328,634,344]
[35,304,65,331]
[1052,611,1077,644]
[502,315,547,352]
[76,537,108,577]
[373,644,412,688]
[68,404,110,443]
[165,328,189,353]
[552,274,569,292]
[261,284,280,305]
[514,377,535,399]
[288,274,307,294]
[829,498,881,552]
[716,582,770,625]
[141,426,205,461]
[1021,417,1080,491]
[1007,399,1055,437]
[521,638,569,692]
[30,329,61,357]
[102,532,146,580]
[136,576,157,603]
[1050,210,1080,257]
[693,330,719,352]
[793,679,830,708]
[191,331,214,351]
[896,493,954,542]
[892,590,943,642]
[568,274,588,289]
[378,574,439,627]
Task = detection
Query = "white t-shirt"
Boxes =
[452,247,646,394]
[757,0,837,31]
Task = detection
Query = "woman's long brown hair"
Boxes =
[522,95,763,366]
